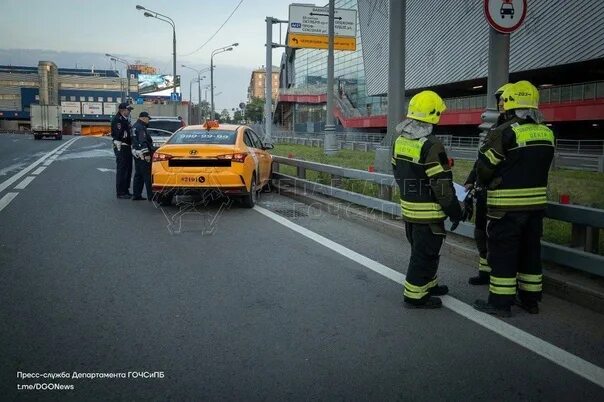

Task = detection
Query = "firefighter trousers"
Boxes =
[474,191,490,274]
[403,222,445,303]
[487,211,544,307]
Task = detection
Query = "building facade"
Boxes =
[248,66,280,101]
[0,61,188,134]
[275,0,604,139]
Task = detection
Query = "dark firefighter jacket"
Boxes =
[392,134,462,224]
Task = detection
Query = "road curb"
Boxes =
[274,184,604,314]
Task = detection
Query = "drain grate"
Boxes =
[273,208,309,218]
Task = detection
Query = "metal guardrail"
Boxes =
[274,135,604,172]
[556,139,604,155]
[272,156,604,276]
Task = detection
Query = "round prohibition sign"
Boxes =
[483,0,527,34]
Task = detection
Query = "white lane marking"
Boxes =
[254,205,604,389]
[97,168,116,173]
[14,176,35,190]
[0,192,18,212]
[0,137,77,194]
[32,167,46,175]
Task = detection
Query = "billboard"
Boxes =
[61,101,81,114]
[103,103,117,115]
[138,74,181,97]
[82,102,103,115]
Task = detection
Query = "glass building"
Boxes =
[275,0,604,139]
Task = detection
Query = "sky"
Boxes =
[0,0,295,111]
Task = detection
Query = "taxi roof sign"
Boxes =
[203,120,220,129]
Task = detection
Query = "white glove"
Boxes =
[144,155,151,163]
[131,149,141,159]
[113,140,122,151]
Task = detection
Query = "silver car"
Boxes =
[147,116,185,147]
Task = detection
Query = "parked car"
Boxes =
[151,120,273,208]
[147,116,185,147]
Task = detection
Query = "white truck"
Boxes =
[31,104,62,140]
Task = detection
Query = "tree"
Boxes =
[233,110,244,123]
[244,97,264,124]
[198,101,210,121]
[220,108,231,123]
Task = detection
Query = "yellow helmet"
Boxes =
[502,80,540,111]
[495,83,512,95]
[406,90,447,125]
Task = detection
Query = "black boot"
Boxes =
[429,285,449,296]
[473,299,512,317]
[468,272,490,286]
[404,296,443,309]
[515,298,539,314]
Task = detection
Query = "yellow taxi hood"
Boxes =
[156,144,244,158]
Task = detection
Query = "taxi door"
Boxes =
[246,129,271,184]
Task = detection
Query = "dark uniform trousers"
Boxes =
[404,222,445,301]
[115,146,133,196]
[133,158,152,199]
[487,211,544,307]
[474,190,490,274]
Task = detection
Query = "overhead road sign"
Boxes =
[288,4,357,51]
[288,33,356,51]
[484,0,527,33]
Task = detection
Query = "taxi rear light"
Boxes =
[153,152,173,162]
[217,153,248,163]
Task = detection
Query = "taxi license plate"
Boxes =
[181,176,205,183]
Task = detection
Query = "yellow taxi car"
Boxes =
[151,120,273,208]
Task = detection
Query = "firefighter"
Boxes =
[473,81,555,317]
[466,83,512,285]
[131,112,156,201]
[392,90,466,309]
[111,102,134,199]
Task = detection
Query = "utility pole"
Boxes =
[375,0,406,172]
[323,0,337,155]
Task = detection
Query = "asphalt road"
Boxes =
[1,133,603,401]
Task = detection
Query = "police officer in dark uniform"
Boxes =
[131,111,156,201]
[473,81,555,317]
[392,90,467,309]
[111,102,134,198]
[465,83,512,285]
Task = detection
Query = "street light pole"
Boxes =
[136,5,178,115]
[106,53,131,102]
[210,43,238,120]
[182,65,210,123]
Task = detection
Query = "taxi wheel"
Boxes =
[241,173,257,208]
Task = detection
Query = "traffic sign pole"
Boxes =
[480,0,526,133]
[480,27,510,133]
[324,0,337,156]
[265,17,273,142]
[375,0,406,173]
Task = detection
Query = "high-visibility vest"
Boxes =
[487,123,555,211]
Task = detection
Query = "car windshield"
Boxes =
[167,130,237,145]
[147,120,182,133]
